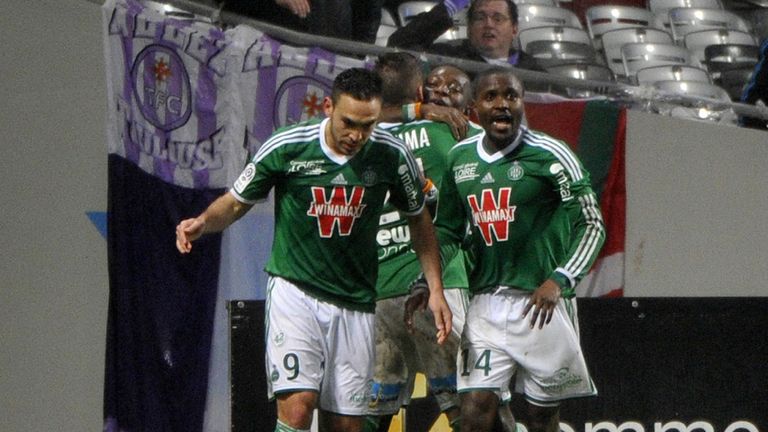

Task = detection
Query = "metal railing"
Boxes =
[90,0,768,124]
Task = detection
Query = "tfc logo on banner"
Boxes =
[233,25,368,157]
[103,0,246,189]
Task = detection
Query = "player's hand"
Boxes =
[522,279,561,329]
[428,290,452,345]
[404,285,429,333]
[175,218,205,254]
[421,103,469,140]
[276,0,310,18]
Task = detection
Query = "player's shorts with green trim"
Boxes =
[457,288,597,406]
[265,276,375,415]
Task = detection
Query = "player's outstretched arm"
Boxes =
[175,192,253,254]
[407,210,452,344]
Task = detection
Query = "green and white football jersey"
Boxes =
[375,120,482,299]
[231,118,425,311]
[436,126,605,298]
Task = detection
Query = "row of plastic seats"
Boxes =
[528,31,758,100]
[375,1,760,101]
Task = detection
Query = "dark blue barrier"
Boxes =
[229,298,768,432]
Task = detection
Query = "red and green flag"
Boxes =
[526,99,626,297]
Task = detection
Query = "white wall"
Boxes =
[0,1,766,431]
[0,1,108,431]
[625,111,768,296]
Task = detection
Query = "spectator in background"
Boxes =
[221,0,383,43]
[387,0,543,70]
[740,37,768,130]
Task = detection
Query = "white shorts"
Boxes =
[265,276,375,415]
[457,289,597,406]
[369,289,469,415]
[445,288,470,338]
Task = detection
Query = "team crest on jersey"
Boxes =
[131,45,192,132]
[273,332,285,346]
[467,188,516,246]
[362,168,378,186]
[507,162,524,181]
[307,186,367,237]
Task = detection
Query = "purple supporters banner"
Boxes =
[102,1,245,431]
[103,0,246,189]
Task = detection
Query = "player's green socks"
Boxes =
[274,419,310,432]
[361,415,380,432]
[449,416,462,432]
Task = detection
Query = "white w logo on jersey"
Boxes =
[467,188,516,246]
[307,186,366,237]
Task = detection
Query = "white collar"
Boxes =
[319,118,354,165]
[476,126,525,163]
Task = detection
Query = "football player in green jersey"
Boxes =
[426,62,520,432]
[175,68,452,432]
[424,64,474,119]
[378,66,471,141]
[436,68,605,432]
[367,52,469,432]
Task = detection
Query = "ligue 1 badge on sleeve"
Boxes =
[507,161,524,181]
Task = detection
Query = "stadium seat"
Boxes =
[684,29,757,66]
[635,64,712,85]
[648,0,723,16]
[584,5,665,50]
[545,63,616,97]
[704,43,760,79]
[397,1,438,26]
[525,39,599,67]
[601,27,674,79]
[376,8,398,47]
[517,4,583,31]
[668,7,752,44]
[621,42,699,81]
[518,25,592,52]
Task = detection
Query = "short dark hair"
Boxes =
[331,68,383,105]
[468,0,519,24]
[472,66,522,98]
[374,52,424,106]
